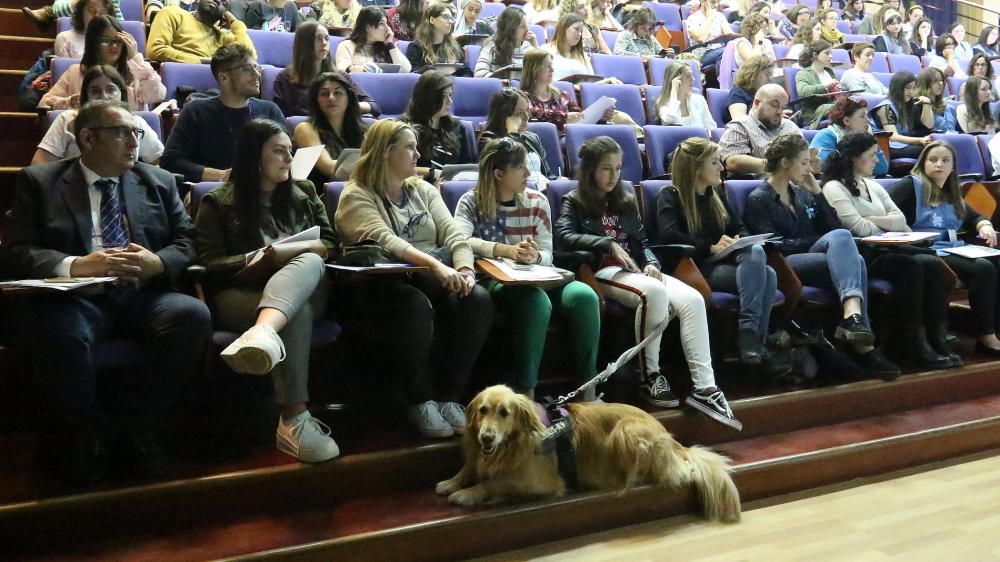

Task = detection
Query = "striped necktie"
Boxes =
[96,179,129,249]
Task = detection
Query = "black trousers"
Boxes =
[866,251,952,329]
[9,287,211,428]
[942,254,1000,335]
[337,272,494,404]
[889,144,925,160]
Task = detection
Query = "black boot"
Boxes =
[927,323,962,367]
[738,328,761,364]
[905,326,953,370]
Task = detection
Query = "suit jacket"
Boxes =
[0,159,196,287]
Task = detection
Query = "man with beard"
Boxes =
[0,100,211,483]
[147,0,257,63]
[162,44,285,181]
[719,83,804,176]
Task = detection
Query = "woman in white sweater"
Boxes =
[654,60,716,129]
[820,131,956,370]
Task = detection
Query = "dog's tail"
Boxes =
[685,445,741,523]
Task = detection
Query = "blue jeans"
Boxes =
[701,244,777,335]
[785,229,869,321]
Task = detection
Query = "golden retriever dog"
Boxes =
[436,385,741,523]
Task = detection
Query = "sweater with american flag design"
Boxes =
[453,188,554,266]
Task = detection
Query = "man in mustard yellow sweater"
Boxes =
[147,0,257,63]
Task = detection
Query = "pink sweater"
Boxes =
[39,56,166,110]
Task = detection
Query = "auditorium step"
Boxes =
[0,0,49,11]
[0,35,52,69]
[0,69,29,112]
[0,8,56,39]
[2,363,1000,561]
[0,112,41,167]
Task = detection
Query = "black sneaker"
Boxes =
[640,372,680,408]
[686,388,743,431]
[852,348,901,381]
[835,314,875,346]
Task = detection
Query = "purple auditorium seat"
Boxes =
[395,40,410,57]
[526,121,565,177]
[160,62,218,100]
[643,125,709,179]
[843,33,866,43]
[465,45,481,68]
[831,49,851,66]
[600,30,620,52]
[785,67,802,102]
[460,119,478,158]
[644,85,661,123]
[853,93,886,111]
[774,44,789,58]
[324,182,346,226]
[723,179,763,219]
[529,24,546,43]
[50,57,78,85]
[802,129,817,143]
[119,0,142,21]
[260,64,282,102]
[248,30,295,68]
[710,127,725,142]
[440,181,476,214]
[189,181,223,220]
[285,116,308,137]
[349,72,419,117]
[706,88,729,126]
[978,134,995,178]
[565,124,643,183]
[552,80,576,101]
[835,21,851,34]
[545,180,579,225]
[579,83,645,126]
[591,53,647,85]
[649,58,701,88]
[452,76,502,124]
[872,72,894,89]
[639,180,670,238]
[480,2,505,18]
[717,40,738,90]
[930,134,986,179]
[645,1,681,34]
[948,77,966,97]
[887,54,922,74]
[871,52,890,73]
[135,111,162,141]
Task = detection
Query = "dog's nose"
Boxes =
[480,432,495,445]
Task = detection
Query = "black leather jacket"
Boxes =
[554,189,660,269]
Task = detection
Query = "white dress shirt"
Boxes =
[53,161,122,277]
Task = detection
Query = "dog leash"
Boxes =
[547,317,672,406]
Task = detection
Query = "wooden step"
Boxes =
[3,392,999,561]
[0,69,29,112]
[2,362,1000,560]
[0,0,49,10]
[0,35,52,70]
[0,8,56,39]
[0,112,41,167]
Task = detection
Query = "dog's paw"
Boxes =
[449,488,487,506]
[436,478,461,496]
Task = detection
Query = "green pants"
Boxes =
[486,280,601,392]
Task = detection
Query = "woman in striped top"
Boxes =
[454,138,601,399]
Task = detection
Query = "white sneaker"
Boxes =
[276,411,340,462]
[436,401,467,434]
[407,401,454,438]
[220,324,286,375]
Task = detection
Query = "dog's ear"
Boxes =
[511,393,544,435]
[465,392,483,433]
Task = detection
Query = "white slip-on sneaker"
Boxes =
[220,324,286,375]
[276,411,340,462]
[407,401,454,438]
[435,401,467,434]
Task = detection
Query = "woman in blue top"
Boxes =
[914,67,957,133]
[887,141,1000,356]
[870,70,934,159]
[973,25,1000,58]
[811,97,889,177]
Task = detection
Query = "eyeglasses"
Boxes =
[435,14,455,22]
[226,63,262,75]
[97,37,123,47]
[89,126,145,140]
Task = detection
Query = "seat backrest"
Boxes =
[565,124,643,183]
[349,72,420,117]
[785,66,801,102]
[872,72,894,89]
[646,2,681,31]
[51,57,79,85]
[930,133,985,178]
[452,76,503,123]
[324,182,347,226]
[465,45,482,68]
[710,127,725,142]
[119,0,142,21]
[119,20,146,55]
[723,180,763,219]
[643,125,709,179]
[591,54,647,85]
[480,2,505,19]
[706,88,729,126]
[640,180,671,242]
[529,24,546,43]
[887,54,922,74]
[579,83,645,126]
[460,119,478,159]
[440,181,476,214]
[872,177,898,189]
[552,80,576,102]
[135,111,162,141]
[248,30,295,68]
[526,121,565,177]
[853,92,886,112]
[717,39,739,90]
[802,129,818,143]
[948,77,966,98]
[56,16,71,33]
[835,21,852,34]
[545,180,579,224]
[160,62,218,100]
[871,51,890,73]
[644,85,662,124]
[978,134,995,178]
[189,181,223,219]
[831,49,851,65]
[285,116,308,138]
[601,30,620,52]
[260,64,282,102]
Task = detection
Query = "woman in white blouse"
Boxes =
[54,0,112,58]
[654,60,716,129]
[334,6,412,73]
[542,13,620,82]
[523,0,561,24]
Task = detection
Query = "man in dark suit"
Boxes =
[0,100,211,483]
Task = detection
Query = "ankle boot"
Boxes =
[926,323,962,367]
[737,328,762,364]
[909,326,953,370]
[21,6,55,27]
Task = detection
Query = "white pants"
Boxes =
[595,267,716,389]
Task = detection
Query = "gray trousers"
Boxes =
[214,253,329,405]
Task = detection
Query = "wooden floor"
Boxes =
[479,452,1000,562]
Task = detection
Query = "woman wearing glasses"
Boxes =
[480,88,556,188]
[33,65,163,165]
[967,53,1000,102]
[195,118,341,463]
[40,15,164,110]
[929,34,968,79]
[406,3,472,75]
[335,119,493,438]
[453,138,601,400]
